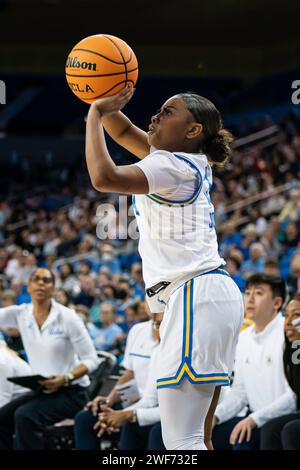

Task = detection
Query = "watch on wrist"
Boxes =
[131,409,137,423]
[64,372,75,386]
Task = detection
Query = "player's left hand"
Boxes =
[229,417,257,445]
[90,84,135,117]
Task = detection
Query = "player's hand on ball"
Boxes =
[91,84,135,117]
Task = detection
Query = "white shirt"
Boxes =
[215,315,297,428]
[122,320,158,397]
[0,344,32,407]
[127,345,160,426]
[0,300,99,387]
[5,259,33,283]
[134,150,224,296]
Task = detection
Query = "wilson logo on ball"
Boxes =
[66,56,97,72]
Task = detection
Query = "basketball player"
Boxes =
[85,85,244,450]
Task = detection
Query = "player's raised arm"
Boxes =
[87,85,150,159]
[85,88,149,194]
[102,111,150,159]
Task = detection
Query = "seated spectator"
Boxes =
[242,243,266,277]
[56,222,80,257]
[124,303,140,331]
[0,289,22,353]
[88,284,117,325]
[264,259,280,276]
[130,263,145,298]
[219,222,242,258]
[94,243,121,274]
[260,294,300,449]
[73,275,96,308]
[43,228,60,257]
[0,268,99,450]
[54,288,70,307]
[97,271,112,288]
[4,247,25,283]
[115,278,135,317]
[74,304,89,322]
[1,289,17,307]
[90,303,124,352]
[136,300,152,322]
[279,221,300,249]
[225,256,245,292]
[55,262,80,297]
[96,313,165,450]
[0,340,31,408]
[5,248,37,284]
[11,280,31,305]
[260,227,281,260]
[287,251,300,296]
[279,188,300,225]
[212,273,296,450]
[77,234,98,258]
[77,260,93,277]
[74,312,158,450]
[74,304,102,342]
[239,224,258,260]
[100,284,117,304]
[248,207,267,236]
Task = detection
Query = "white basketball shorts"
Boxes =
[156,268,244,389]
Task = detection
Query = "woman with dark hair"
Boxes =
[260,294,300,449]
[0,268,99,450]
[85,85,244,449]
[56,262,79,297]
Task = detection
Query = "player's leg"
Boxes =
[204,385,221,450]
[158,380,216,450]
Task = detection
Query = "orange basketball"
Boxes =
[65,34,138,104]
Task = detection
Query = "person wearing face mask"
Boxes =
[260,293,300,450]
[95,243,121,275]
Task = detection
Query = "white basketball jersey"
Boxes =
[133,151,224,291]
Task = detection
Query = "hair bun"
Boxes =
[202,128,234,167]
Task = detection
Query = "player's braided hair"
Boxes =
[178,92,234,167]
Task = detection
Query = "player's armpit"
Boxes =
[95,165,149,195]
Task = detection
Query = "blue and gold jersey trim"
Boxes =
[156,270,231,389]
[146,153,203,206]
